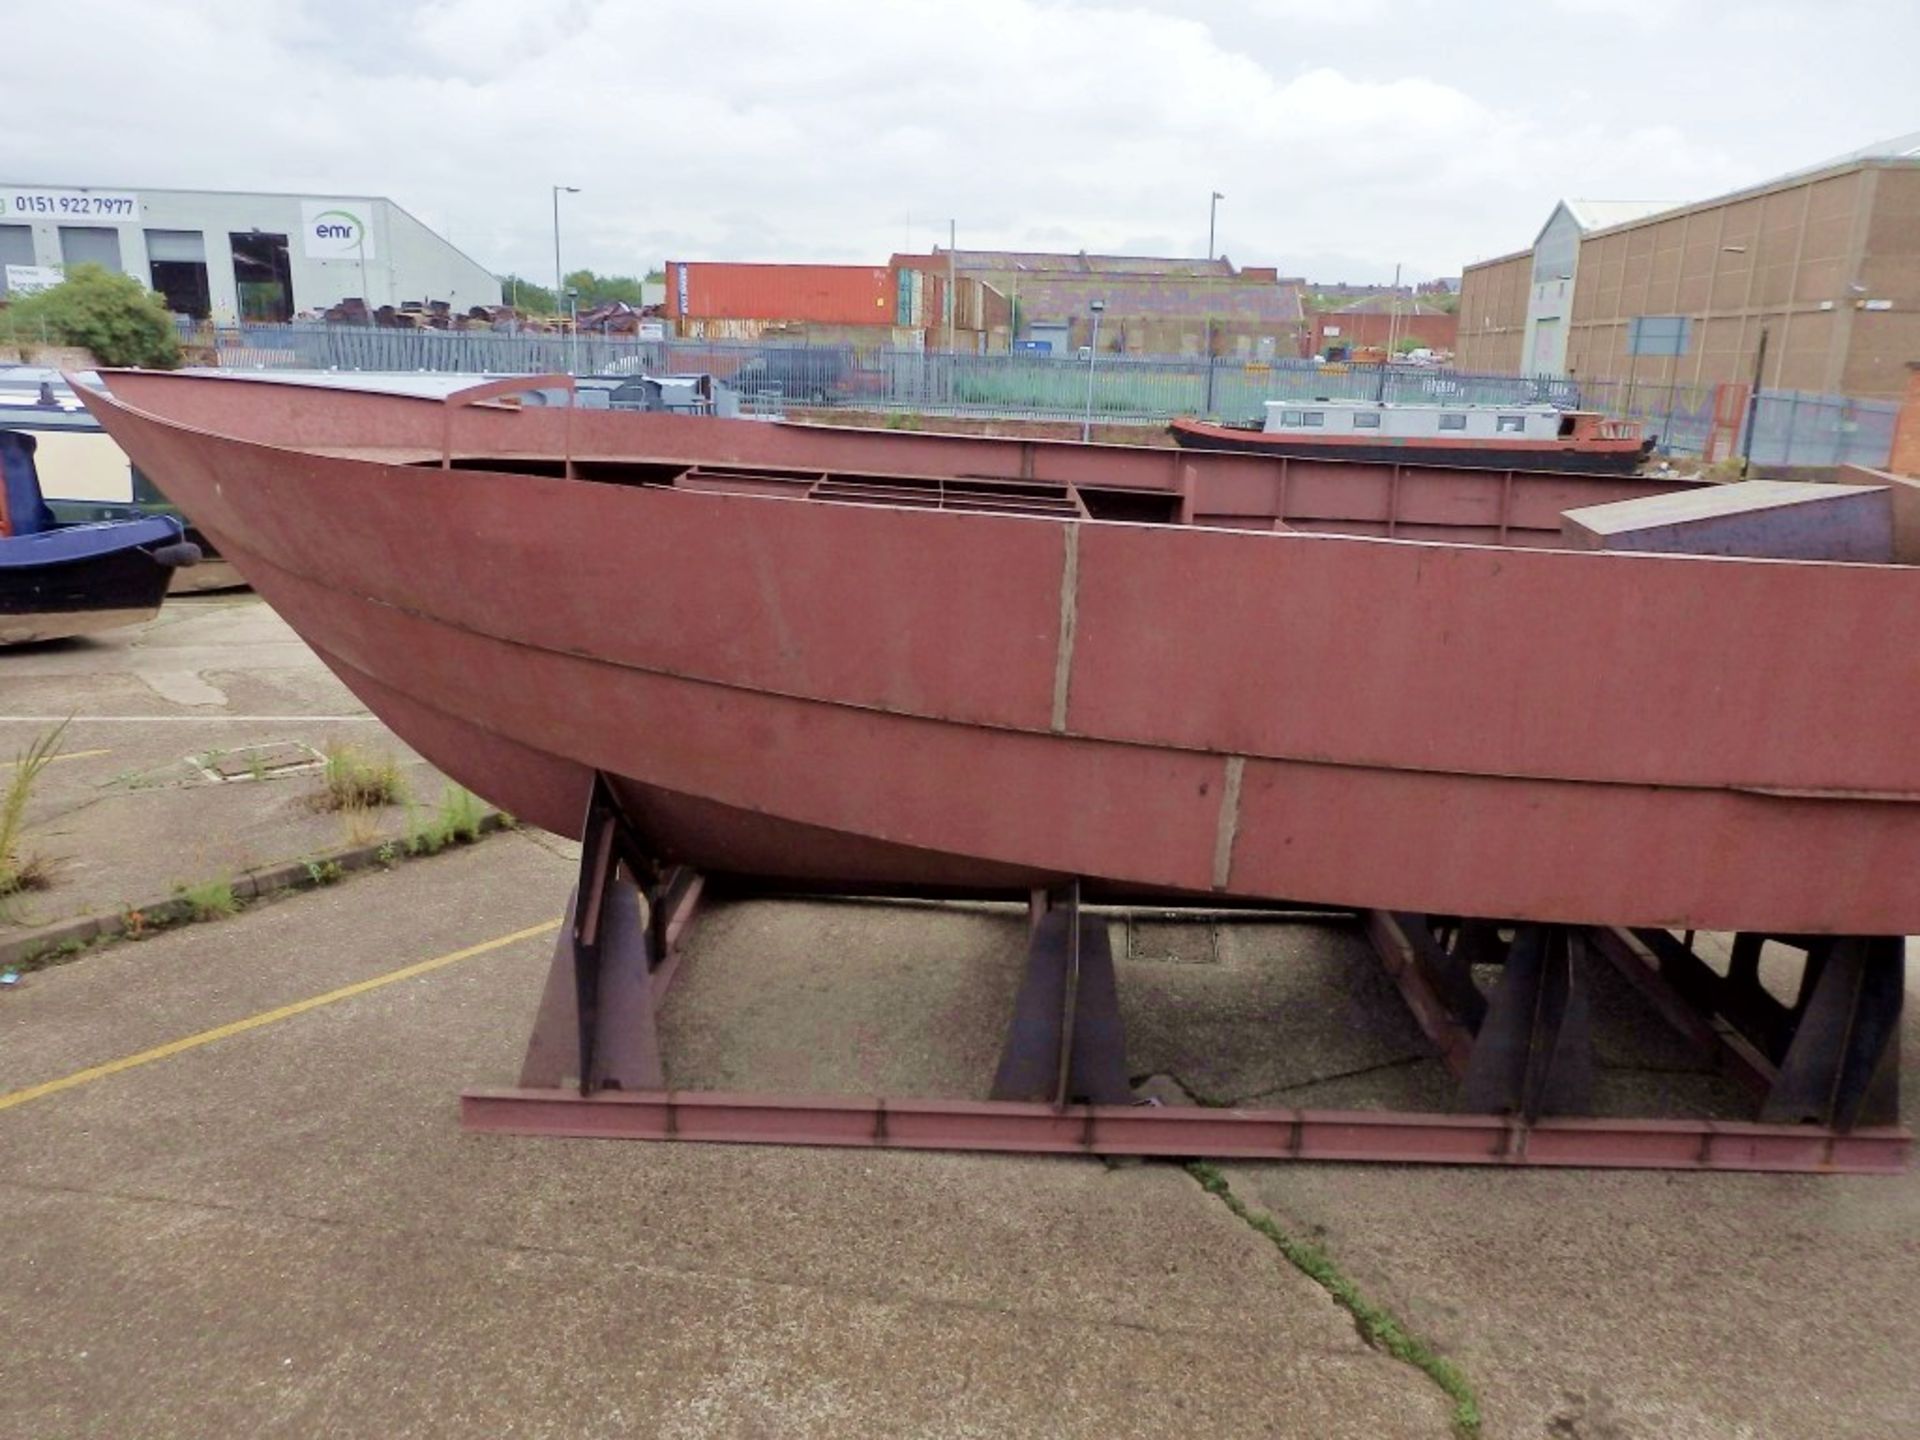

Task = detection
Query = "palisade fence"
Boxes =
[196,323,1899,469]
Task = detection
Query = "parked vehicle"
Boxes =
[0,428,200,644]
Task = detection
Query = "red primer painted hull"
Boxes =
[79,372,1920,934]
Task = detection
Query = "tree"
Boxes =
[496,273,558,314]
[2,264,180,367]
[564,269,650,308]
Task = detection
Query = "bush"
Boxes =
[2,263,181,368]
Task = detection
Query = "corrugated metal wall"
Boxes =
[666,262,896,325]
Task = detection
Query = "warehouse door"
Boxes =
[59,225,123,273]
[1028,322,1069,355]
[1530,317,1562,375]
[0,225,32,294]
[229,231,292,321]
[146,229,210,318]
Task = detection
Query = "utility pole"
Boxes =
[1208,191,1223,260]
[947,218,957,355]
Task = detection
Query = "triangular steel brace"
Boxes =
[518,773,670,1096]
[990,881,1133,1107]
[1461,924,1594,1122]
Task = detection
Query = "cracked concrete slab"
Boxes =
[1116,915,1434,1105]
[0,855,1448,1438]
[1222,972,1920,1439]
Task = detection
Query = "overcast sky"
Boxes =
[8,0,1916,285]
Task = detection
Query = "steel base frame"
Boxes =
[460,777,1910,1173]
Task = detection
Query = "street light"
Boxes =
[1082,299,1106,442]
[552,184,580,312]
[566,286,580,375]
[1208,191,1224,261]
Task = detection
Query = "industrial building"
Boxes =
[0,184,499,321]
[912,250,1307,358]
[1308,294,1458,359]
[663,259,1008,351]
[1455,133,1920,398]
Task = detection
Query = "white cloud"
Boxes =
[2,0,1914,284]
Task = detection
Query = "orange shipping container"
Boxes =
[666,262,897,325]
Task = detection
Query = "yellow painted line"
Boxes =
[0,918,560,1114]
[0,747,112,769]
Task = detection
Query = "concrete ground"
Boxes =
[2,597,1917,1438]
[1,596,459,944]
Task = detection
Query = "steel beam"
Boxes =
[460,1088,1910,1174]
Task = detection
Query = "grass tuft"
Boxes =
[313,745,407,812]
[404,784,485,856]
[174,876,240,922]
[2,720,68,905]
[1187,1161,1481,1437]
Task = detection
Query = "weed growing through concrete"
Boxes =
[175,876,240,922]
[314,744,407,812]
[405,784,485,856]
[1186,1162,1482,1437]
[1,720,67,904]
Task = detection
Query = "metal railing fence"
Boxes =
[189,323,1900,469]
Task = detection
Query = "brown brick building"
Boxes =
[1456,134,1920,398]
[909,250,1307,359]
[1309,294,1457,358]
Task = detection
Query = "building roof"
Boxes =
[996,274,1304,326]
[1561,199,1680,233]
[943,249,1236,278]
[1333,294,1449,316]
[1569,129,1920,240]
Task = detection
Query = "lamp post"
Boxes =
[552,184,579,315]
[1082,299,1105,442]
[566,286,580,376]
[1208,191,1223,260]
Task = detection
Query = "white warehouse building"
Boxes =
[0,184,500,322]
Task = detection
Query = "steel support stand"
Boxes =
[469,837,1909,1172]
[1760,936,1903,1130]
[1460,925,1594,1122]
[990,882,1132,1106]
[517,773,701,1095]
[1615,928,1903,1130]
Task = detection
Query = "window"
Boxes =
[1352,412,1382,429]
[1280,410,1306,425]
[1495,415,1526,433]
[1439,413,1468,431]
[1627,315,1691,357]
[1300,410,1325,427]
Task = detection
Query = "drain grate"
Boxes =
[192,741,328,784]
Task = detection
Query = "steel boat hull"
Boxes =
[1168,416,1656,474]
[79,372,1920,935]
